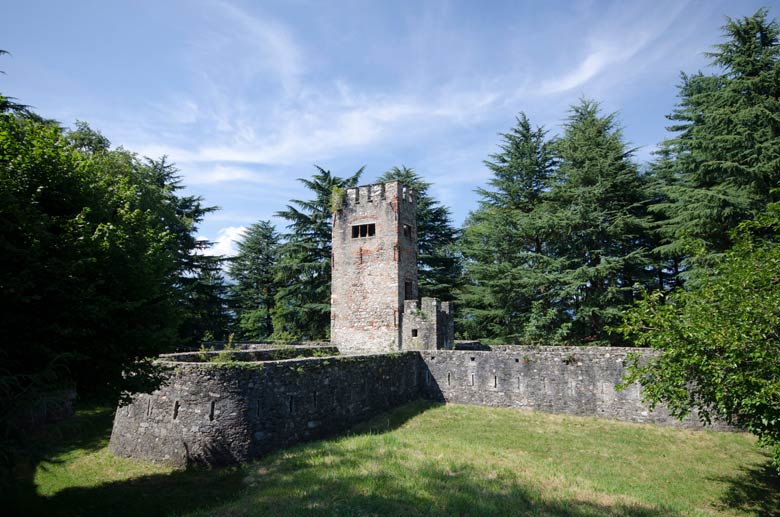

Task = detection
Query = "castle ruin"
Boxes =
[109,180,726,467]
[330,181,453,353]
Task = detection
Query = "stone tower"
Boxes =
[330,180,454,354]
[330,181,418,354]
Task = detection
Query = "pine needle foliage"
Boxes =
[272,166,362,340]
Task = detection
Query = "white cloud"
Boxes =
[183,163,289,186]
[201,226,247,257]
[540,48,619,94]
[130,84,502,175]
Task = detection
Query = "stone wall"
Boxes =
[403,298,454,350]
[330,181,418,354]
[419,347,731,429]
[160,345,339,363]
[110,346,734,467]
[110,352,422,467]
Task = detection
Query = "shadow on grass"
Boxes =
[7,400,775,516]
[7,402,246,517]
[14,467,245,517]
[713,460,780,516]
[212,421,679,517]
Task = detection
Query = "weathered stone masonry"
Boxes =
[110,180,731,467]
[330,181,453,353]
[109,346,730,467]
[110,352,422,467]
[421,347,730,429]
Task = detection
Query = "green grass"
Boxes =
[8,401,779,516]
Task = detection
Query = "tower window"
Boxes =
[404,281,413,300]
[351,223,375,238]
[403,224,412,238]
[411,329,418,337]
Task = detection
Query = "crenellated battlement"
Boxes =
[331,180,423,353]
[403,298,454,351]
[343,181,415,208]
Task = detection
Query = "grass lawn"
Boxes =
[7,400,779,516]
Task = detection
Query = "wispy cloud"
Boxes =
[538,0,689,94]
[205,0,304,97]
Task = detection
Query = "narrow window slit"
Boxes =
[209,400,216,421]
[470,374,475,386]
[447,372,451,386]
[494,375,497,388]
[173,400,180,420]
[288,396,294,415]
[146,398,152,417]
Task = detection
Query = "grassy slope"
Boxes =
[8,401,779,516]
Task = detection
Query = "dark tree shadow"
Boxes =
[193,439,679,516]
[6,400,774,516]
[712,460,780,516]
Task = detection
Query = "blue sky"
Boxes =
[2,0,775,256]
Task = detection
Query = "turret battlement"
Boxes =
[343,181,415,207]
[330,179,451,354]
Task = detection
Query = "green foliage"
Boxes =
[459,106,652,345]
[620,203,780,470]
[0,97,219,480]
[377,166,460,300]
[178,262,232,345]
[547,100,653,344]
[330,185,345,212]
[272,166,362,340]
[227,221,280,340]
[652,9,780,283]
[211,334,240,363]
[458,113,560,343]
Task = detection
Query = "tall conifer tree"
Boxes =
[653,9,780,280]
[377,166,460,300]
[272,166,362,340]
[228,221,280,340]
[459,114,560,343]
[548,100,652,344]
